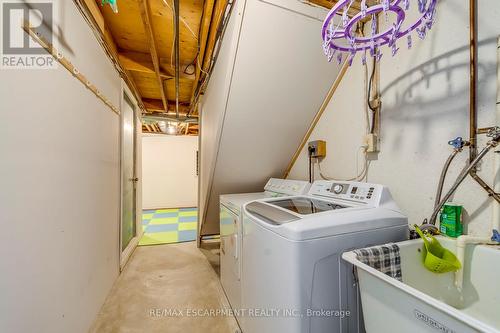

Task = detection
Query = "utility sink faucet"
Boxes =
[420,127,500,234]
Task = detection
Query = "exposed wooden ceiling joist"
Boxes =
[142,98,190,114]
[118,51,195,80]
[92,0,230,134]
[79,0,145,111]
[139,0,169,112]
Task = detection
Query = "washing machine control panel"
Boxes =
[308,180,381,204]
[264,178,311,196]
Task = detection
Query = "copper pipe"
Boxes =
[467,0,500,204]
[470,171,500,201]
[429,140,499,226]
[469,0,477,162]
[478,127,497,134]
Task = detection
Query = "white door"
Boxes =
[120,89,140,268]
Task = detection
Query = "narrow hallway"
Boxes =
[90,241,239,333]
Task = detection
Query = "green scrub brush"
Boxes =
[414,225,461,274]
[101,0,118,13]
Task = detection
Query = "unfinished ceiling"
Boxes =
[81,0,365,135]
[79,0,231,135]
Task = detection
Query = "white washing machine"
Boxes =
[219,178,311,324]
[241,180,409,333]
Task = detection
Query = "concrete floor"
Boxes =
[90,241,240,333]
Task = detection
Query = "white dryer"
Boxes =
[219,178,311,324]
[241,180,409,333]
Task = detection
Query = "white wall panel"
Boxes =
[200,0,342,235]
[142,135,198,209]
[289,0,500,235]
[0,2,121,332]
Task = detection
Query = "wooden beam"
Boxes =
[143,98,164,112]
[139,0,168,111]
[201,0,228,74]
[142,98,191,114]
[283,61,350,178]
[119,52,156,75]
[82,0,118,55]
[118,51,195,80]
[191,0,215,103]
[79,0,145,112]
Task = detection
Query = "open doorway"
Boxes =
[139,131,199,246]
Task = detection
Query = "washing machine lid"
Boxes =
[244,198,407,241]
[220,192,268,215]
[268,197,348,215]
[245,201,300,225]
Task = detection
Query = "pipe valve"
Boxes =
[448,137,466,150]
[486,126,500,140]
[491,230,500,243]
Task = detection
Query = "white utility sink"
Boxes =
[343,237,500,333]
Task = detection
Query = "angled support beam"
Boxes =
[139,0,168,112]
[283,61,350,178]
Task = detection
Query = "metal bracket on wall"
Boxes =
[21,22,120,115]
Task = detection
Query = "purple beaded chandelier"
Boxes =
[322,0,438,66]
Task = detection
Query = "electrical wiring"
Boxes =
[316,146,369,182]
[162,0,198,39]
[162,0,205,74]
[312,22,376,184]
[367,56,377,134]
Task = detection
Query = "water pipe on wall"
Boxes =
[453,26,500,292]
[449,129,500,290]
[420,0,500,234]
[494,36,500,237]
[430,137,469,225]
[426,130,500,231]
[467,0,500,203]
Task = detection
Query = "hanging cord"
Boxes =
[316,23,376,181]
[308,146,314,183]
[161,0,208,75]
[359,20,377,135]
[316,146,369,182]
[367,57,377,134]
[162,0,198,38]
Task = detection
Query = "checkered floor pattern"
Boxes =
[139,207,197,246]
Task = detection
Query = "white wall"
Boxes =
[199,0,342,236]
[289,0,500,236]
[0,2,122,333]
[198,0,243,234]
[142,134,198,209]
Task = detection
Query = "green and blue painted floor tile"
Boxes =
[139,207,197,246]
